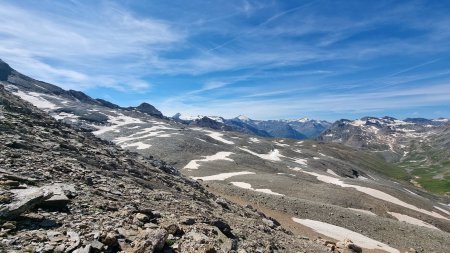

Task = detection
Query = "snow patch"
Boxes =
[53,112,79,120]
[193,128,234,145]
[288,167,302,172]
[121,142,151,150]
[293,158,308,166]
[239,148,283,161]
[14,90,58,109]
[388,212,440,230]
[114,125,178,143]
[292,218,399,253]
[192,171,254,181]
[184,152,234,170]
[93,113,144,135]
[300,170,449,221]
[434,206,450,216]
[231,182,284,196]
[274,142,289,147]
[249,137,260,143]
[403,188,419,196]
[326,169,339,177]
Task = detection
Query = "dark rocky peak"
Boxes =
[95,98,121,109]
[192,116,232,131]
[0,59,13,81]
[382,116,398,121]
[334,119,351,126]
[134,102,163,118]
[172,112,182,119]
[67,89,96,103]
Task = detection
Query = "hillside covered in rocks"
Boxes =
[0,85,335,252]
[2,59,450,252]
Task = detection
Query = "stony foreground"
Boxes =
[0,85,340,252]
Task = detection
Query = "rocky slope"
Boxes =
[2,59,450,252]
[318,117,450,193]
[0,85,331,252]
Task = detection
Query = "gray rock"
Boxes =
[66,230,81,252]
[90,240,104,251]
[131,229,168,253]
[73,245,91,253]
[0,187,53,219]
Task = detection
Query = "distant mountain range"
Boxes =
[172,113,331,139]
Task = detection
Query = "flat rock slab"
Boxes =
[0,183,75,219]
[39,183,75,208]
[1,187,53,220]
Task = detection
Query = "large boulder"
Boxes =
[130,229,168,253]
[0,187,53,220]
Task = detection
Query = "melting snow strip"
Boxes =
[93,113,144,135]
[299,170,450,221]
[121,142,151,150]
[388,212,440,230]
[239,148,284,161]
[192,128,234,145]
[434,206,450,216]
[326,169,339,177]
[192,171,255,181]
[293,158,308,166]
[14,90,59,109]
[249,137,260,143]
[114,125,179,143]
[292,218,399,253]
[184,152,234,170]
[231,182,284,196]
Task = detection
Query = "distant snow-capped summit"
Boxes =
[236,115,251,122]
[172,113,225,123]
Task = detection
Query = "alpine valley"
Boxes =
[1,59,450,253]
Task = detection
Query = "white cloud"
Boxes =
[0,2,181,91]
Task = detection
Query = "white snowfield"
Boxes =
[292,218,399,253]
[193,128,234,145]
[288,166,302,172]
[184,152,234,170]
[326,169,339,177]
[403,188,419,196]
[121,142,151,150]
[239,147,283,161]
[274,141,289,147]
[249,137,260,143]
[94,113,144,135]
[231,182,284,196]
[293,158,308,166]
[388,212,440,230]
[434,206,450,216]
[192,171,255,181]
[300,170,450,221]
[53,112,79,120]
[114,125,179,143]
[14,90,59,109]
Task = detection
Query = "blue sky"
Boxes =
[1,0,450,120]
